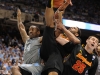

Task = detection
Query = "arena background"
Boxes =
[0,0,100,74]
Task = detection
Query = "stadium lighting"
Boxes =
[63,19,100,32]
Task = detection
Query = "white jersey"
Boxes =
[23,37,41,64]
[20,37,43,75]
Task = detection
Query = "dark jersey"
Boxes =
[40,26,62,61]
[57,37,81,58]
[57,42,75,58]
[63,43,98,75]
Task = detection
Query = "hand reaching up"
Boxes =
[56,20,65,31]
[17,8,21,23]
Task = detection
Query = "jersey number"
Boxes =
[72,60,86,74]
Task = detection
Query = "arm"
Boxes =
[57,22,80,44]
[39,36,43,43]
[62,27,80,44]
[57,0,72,11]
[55,0,73,23]
[56,34,69,45]
[17,9,29,43]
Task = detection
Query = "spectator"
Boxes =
[95,43,100,75]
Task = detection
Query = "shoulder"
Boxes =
[38,36,42,43]
[25,38,30,43]
[92,54,98,66]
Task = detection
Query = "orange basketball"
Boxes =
[53,0,64,8]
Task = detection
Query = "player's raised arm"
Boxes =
[17,9,29,43]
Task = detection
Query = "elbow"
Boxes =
[73,39,81,44]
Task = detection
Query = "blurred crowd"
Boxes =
[0,0,100,24]
[63,0,100,25]
[0,0,43,14]
[0,26,24,75]
[0,0,100,75]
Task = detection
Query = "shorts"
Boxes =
[41,52,63,75]
[19,66,32,75]
[40,26,63,75]
[19,63,44,75]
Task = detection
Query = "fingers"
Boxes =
[65,0,73,6]
[70,0,73,6]
[17,8,21,14]
[67,0,73,6]
[17,8,21,18]
[17,8,22,23]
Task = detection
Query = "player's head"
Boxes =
[68,27,81,37]
[86,36,99,50]
[29,25,40,39]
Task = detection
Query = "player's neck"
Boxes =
[85,45,93,54]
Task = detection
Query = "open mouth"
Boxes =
[91,44,94,47]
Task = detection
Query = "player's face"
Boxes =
[96,44,100,56]
[68,27,78,35]
[86,36,99,50]
[29,26,39,39]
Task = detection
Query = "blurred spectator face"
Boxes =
[28,26,40,39]
[0,58,2,62]
[0,70,3,74]
[7,57,10,62]
[96,43,100,56]
[3,54,6,59]
[14,54,16,57]
[15,45,18,49]
[8,62,11,66]
[9,47,13,51]
[2,66,6,70]
[2,66,8,74]
[0,58,2,66]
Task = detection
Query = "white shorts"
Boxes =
[20,63,44,75]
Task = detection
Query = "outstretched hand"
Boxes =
[17,8,21,22]
[58,0,73,11]
[17,9,25,30]
[54,0,72,19]
[17,8,21,17]
[56,20,65,30]
[67,0,73,6]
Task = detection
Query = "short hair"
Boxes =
[88,35,100,43]
[66,27,81,37]
[31,25,40,32]
[36,26,40,32]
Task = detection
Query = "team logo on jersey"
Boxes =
[72,53,92,74]
[76,53,92,67]
[72,60,86,74]
[80,50,82,54]
[92,55,95,60]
